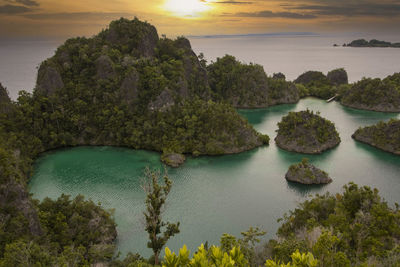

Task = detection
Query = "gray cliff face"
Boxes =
[119,68,139,104]
[327,69,348,85]
[285,162,332,185]
[148,88,175,111]
[95,55,116,80]
[0,83,11,113]
[36,65,64,95]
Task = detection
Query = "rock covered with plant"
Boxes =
[207,55,299,108]
[275,109,340,154]
[352,119,400,155]
[28,18,269,165]
[341,73,400,112]
[294,69,348,100]
[285,158,332,184]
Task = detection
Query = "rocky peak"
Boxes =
[0,83,11,111]
[36,64,64,95]
[102,17,159,58]
[327,68,348,85]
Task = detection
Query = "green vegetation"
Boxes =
[142,168,180,265]
[295,69,348,100]
[0,17,268,266]
[207,55,299,108]
[286,158,332,185]
[261,183,400,266]
[341,73,400,112]
[352,119,400,155]
[345,39,400,48]
[275,110,340,154]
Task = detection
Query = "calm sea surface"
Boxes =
[1,34,400,99]
[29,98,400,257]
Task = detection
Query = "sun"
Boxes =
[163,0,212,17]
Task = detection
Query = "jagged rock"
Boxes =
[105,18,159,58]
[0,83,11,113]
[341,73,400,112]
[95,55,116,80]
[161,153,186,167]
[294,71,327,85]
[148,89,175,111]
[352,119,400,155]
[121,55,136,67]
[36,65,64,95]
[275,110,340,154]
[273,72,286,80]
[327,68,348,85]
[286,159,332,184]
[119,68,139,104]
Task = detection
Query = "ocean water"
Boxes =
[29,98,400,257]
[1,34,400,100]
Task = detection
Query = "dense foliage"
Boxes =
[0,17,268,265]
[352,118,400,155]
[341,73,400,112]
[275,110,340,154]
[294,69,348,100]
[207,55,299,108]
[261,183,400,266]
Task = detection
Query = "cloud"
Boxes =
[228,10,317,19]
[23,12,135,21]
[0,4,31,14]
[6,0,39,7]
[282,2,400,17]
[211,0,253,4]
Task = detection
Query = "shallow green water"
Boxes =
[29,98,400,257]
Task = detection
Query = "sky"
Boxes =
[1,0,400,39]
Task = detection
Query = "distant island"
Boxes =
[352,119,400,155]
[275,110,341,154]
[337,39,400,48]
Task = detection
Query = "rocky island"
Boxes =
[28,18,270,167]
[207,55,299,108]
[352,119,400,155]
[294,69,348,100]
[275,110,340,154]
[344,39,400,48]
[285,158,332,184]
[341,73,400,112]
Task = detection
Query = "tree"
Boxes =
[142,167,180,265]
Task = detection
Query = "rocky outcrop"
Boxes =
[275,110,340,154]
[341,74,400,112]
[207,55,299,108]
[327,68,348,85]
[148,88,175,111]
[161,153,186,167]
[294,71,327,85]
[285,159,332,184]
[119,68,139,104]
[0,83,11,113]
[104,18,159,58]
[36,65,64,95]
[352,119,400,155]
[95,55,116,80]
[273,72,286,80]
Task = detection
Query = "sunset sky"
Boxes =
[1,0,400,38]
